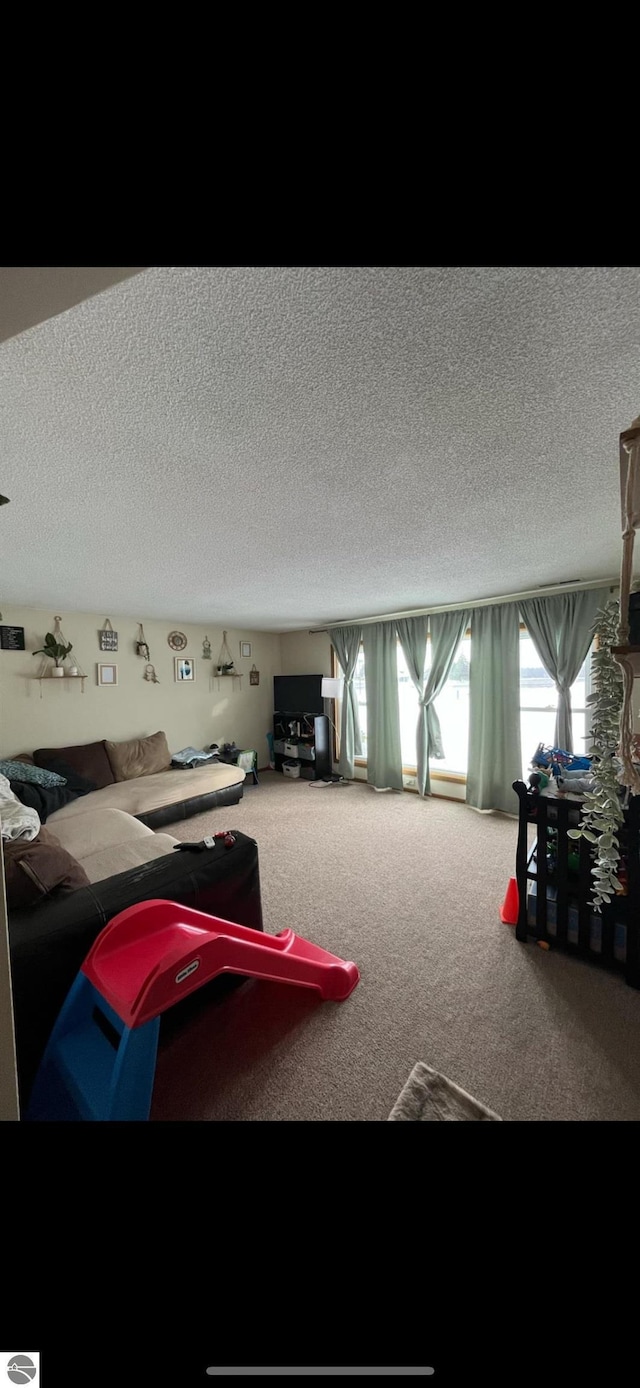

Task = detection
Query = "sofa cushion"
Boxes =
[48,807,178,883]
[2,826,90,911]
[33,740,115,789]
[46,763,245,825]
[0,759,67,787]
[79,834,179,883]
[105,730,171,782]
[37,758,97,796]
[51,806,167,859]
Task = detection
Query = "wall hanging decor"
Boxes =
[0,624,25,650]
[202,636,212,659]
[168,630,187,651]
[215,630,235,674]
[250,665,260,686]
[240,641,252,658]
[144,663,160,683]
[214,632,242,688]
[98,663,118,686]
[175,657,196,681]
[136,623,150,661]
[33,616,87,695]
[99,619,118,652]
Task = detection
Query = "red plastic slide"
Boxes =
[82,898,360,1028]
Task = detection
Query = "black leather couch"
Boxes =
[9,829,264,1110]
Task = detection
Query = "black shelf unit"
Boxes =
[512,779,640,988]
[273,711,331,781]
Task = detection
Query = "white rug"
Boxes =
[388,1063,502,1121]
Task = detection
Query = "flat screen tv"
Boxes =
[273,673,324,715]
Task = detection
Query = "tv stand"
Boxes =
[273,712,331,781]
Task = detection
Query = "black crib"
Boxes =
[512,780,640,989]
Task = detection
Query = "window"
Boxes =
[519,631,590,780]
[338,627,591,785]
[427,634,471,775]
[338,632,471,776]
[352,646,367,757]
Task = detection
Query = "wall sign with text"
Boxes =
[0,624,26,650]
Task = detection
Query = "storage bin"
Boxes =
[527,880,626,961]
[273,739,285,755]
[297,744,315,761]
[284,742,299,758]
[283,760,301,779]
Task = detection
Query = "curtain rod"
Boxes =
[307,576,619,634]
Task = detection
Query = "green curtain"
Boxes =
[396,615,429,792]
[519,588,609,752]
[397,610,470,796]
[466,603,521,814]
[329,625,363,778]
[362,621,403,790]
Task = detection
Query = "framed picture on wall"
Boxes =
[240,641,252,658]
[98,663,118,685]
[175,657,196,681]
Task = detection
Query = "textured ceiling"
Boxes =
[0,265,638,632]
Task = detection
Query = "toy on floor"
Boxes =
[26,899,360,1122]
[531,743,592,776]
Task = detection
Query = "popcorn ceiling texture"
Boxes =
[1,266,639,632]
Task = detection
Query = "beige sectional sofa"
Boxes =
[16,729,246,829]
[47,761,246,829]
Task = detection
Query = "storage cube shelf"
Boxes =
[272,712,331,781]
[512,780,640,988]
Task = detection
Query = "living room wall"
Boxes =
[279,630,332,676]
[0,606,282,764]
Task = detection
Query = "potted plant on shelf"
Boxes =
[32,632,73,676]
[216,661,235,676]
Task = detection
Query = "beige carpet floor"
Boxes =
[149,772,640,1121]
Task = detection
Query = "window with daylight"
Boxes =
[339,632,471,777]
[337,626,592,786]
[518,630,590,781]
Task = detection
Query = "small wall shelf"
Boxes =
[214,672,242,690]
[213,630,240,688]
[33,672,87,698]
[33,616,87,692]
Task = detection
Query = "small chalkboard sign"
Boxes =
[0,625,25,651]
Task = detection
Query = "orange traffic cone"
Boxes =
[500,877,519,925]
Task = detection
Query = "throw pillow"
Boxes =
[0,759,67,787]
[33,739,115,789]
[105,730,171,782]
[37,758,97,796]
[9,779,81,824]
[3,827,90,911]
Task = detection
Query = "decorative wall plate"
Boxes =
[168,631,187,651]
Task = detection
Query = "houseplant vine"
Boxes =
[567,596,625,910]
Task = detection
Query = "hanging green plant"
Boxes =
[567,596,625,911]
[32,632,73,667]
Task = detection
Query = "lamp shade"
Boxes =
[321,677,343,700]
